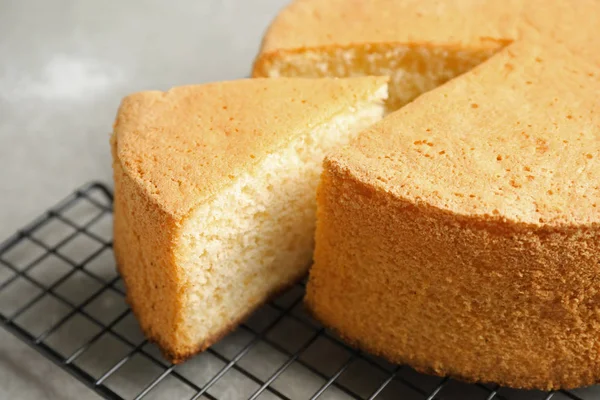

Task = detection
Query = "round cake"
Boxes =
[255,0,600,390]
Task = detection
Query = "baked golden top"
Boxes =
[330,40,600,227]
[112,77,387,218]
[261,0,599,58]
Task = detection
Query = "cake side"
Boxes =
[111,134,186,360]
[306,159,600,390]
[173,89,387,358]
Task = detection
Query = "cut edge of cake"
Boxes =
[253,41,505,111]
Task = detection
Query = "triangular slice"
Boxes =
[111,77,387,362]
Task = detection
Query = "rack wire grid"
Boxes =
[0,182,598,400]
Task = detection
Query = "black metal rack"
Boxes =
[0,182,596,400]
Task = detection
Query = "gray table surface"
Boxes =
[0,1,287,398]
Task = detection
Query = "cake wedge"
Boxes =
[111,77,387,362]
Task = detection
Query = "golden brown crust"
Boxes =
[330,40,600,227]
[111,135,184,359]
[257,0,522,53]
[252,0,513,78]
[254,0,600,71]
[306,159,600,390]
[305,299,600,390]
[113,77,388,219]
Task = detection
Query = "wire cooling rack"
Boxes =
[0,182,599,400]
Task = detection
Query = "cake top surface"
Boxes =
[330,39,600,228]
[260,0,598,57]
[113,77,387,219]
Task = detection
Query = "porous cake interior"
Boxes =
[174,95,385,346]
[254,44,503,111]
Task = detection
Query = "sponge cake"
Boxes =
[111,77,388,362]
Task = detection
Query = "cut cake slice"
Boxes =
[111,77,387,362]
